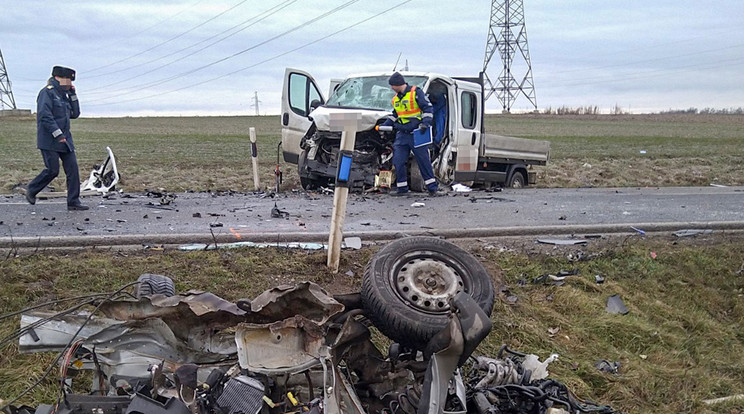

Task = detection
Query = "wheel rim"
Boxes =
[393,254,466,313]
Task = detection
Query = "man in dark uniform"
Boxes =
[26,65,89,210]
[381,72,439,196]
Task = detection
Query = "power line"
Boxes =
[85,0,296,94]
[86,0,207,71]
[86,0,412,107]
[86,0,361,104]
[85,0,252,79]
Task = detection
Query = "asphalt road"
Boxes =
[1,186,743,248]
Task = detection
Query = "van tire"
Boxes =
[134,274,176,298]
[298,149,315,190]
[361,237,494,349]
[507,170,527,188]
[409,158,425,192]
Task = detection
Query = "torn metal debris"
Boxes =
[2,237,620,414]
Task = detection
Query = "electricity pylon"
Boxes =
[0,48,18,110]
[482,0,537,113]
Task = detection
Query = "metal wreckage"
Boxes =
[2,237,620,414]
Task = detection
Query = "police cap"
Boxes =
[52,66,76,81]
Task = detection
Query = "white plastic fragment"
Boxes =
[451,183,472,192]
[521,353,559,380]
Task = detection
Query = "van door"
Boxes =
[452,80,482,182]
[281,68,325,164]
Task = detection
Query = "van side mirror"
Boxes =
[310,99,321,111]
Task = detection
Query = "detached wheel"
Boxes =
[134,274,176,298]
[361,237,494,349]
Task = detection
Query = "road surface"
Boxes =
[1,186,743,248]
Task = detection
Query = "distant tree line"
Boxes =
[657,107,744,115]
[537,106,743,115]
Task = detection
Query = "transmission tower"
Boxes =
[251,91,261,115]
[482,0,537,113]
[0,48,18,110]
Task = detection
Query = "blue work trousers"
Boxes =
[28,149,81,206]
[393,132,438,193]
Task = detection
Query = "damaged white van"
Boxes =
[280,68,550,192]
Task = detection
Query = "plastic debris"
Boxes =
[630,226,645,235]
[595,274,605,284]
[451,183,472,192]
[271,203,289,218]
[673,229,713,237]
[522,353,559,380]
[606,294,629,315]
[594,360,620,374]
[411,202,426,208]
[179,242,326,251]
[537,239,588,245]
[343,237,362,250]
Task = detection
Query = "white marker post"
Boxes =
[327,112,361,273]
[249,127,260,191]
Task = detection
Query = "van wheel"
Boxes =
[361,237,495,349]
[507,171,527,188]
[298,149,317,190]
[409,158,425,192]
[134,274,176,298]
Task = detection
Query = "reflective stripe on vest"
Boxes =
[392,86,422,124]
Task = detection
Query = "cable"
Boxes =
[85,0,361,103]
[0,293,119,321]
[0,281,141,411]
[85,0,253,80]
[86,0,412,107]
[84,0,297,93]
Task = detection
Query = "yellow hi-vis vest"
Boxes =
[392,86,422,124]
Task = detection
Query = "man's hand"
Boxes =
[69,84,76,94]
[418,123,429,132]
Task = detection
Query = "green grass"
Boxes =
[2,113,743,193]
[1,235,743,413]
[0,115,286,194]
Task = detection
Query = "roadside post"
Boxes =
[249,127,260,191]
[327,112,360,273]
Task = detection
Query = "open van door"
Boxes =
[281,68,325,164]
[452,79,482,183]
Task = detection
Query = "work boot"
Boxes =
[25,191,36,205]
[67,203,90,211]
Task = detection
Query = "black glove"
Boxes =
[418,123,429,132]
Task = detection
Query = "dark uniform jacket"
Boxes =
[36,77,80,152]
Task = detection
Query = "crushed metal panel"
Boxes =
[19,312,124,353]
[248,281,344,325]
[235,315,326,375]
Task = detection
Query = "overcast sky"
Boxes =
[1,0,742,117]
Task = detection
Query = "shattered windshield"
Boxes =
[326,75,428,111]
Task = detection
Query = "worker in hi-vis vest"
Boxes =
[380,72,439,196]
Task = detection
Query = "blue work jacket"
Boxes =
[36,77,80,152]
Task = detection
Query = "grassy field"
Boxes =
[1,234,743,413]
[1,113,743,194]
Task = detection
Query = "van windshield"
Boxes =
[326,75,428,111]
